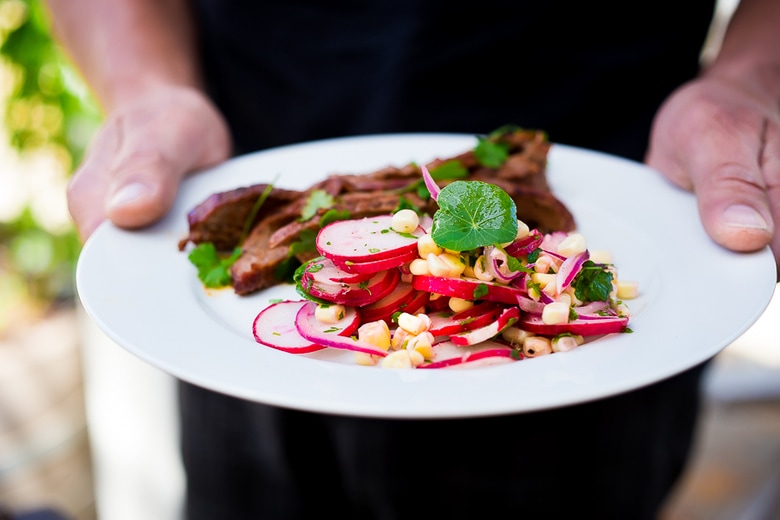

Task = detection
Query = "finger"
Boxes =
[66,120,121,241]
[105,90,231,230]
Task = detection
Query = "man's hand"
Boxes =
[646,74,780,278]
[67,86,231,241]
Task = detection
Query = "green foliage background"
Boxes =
[0,0,102,325]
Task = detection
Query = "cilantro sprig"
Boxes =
[571,260,614,302]
[188,243,242,288]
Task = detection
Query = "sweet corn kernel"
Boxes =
[542,301,570,325]
[392,209,420,233]
[523,336,552,357]
[589,249,613,264]
[534,255,554,274]
[616,280,639,299]
[557,232,587,257]
[417,234,442,258]
[555,292,572,307]
[406,332,435,360]
[427,252,465,278]
[381,350,414,369]
[354,352,379,366]
[501,326,534,347]
[448,297,474,313]
[407,348,425,367]
[391,327,411,350]
[552,334,584,353]
[472,255,494,282]
[315,304,346,324]
[397,312,430,335]
[531,272,556,289]
[516,219,530,240]
[358,320,391,350]
[409,258,431,276]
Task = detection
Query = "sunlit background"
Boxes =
[0,1,778,519]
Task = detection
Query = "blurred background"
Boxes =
[0,0,778,519]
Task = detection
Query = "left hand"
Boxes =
[646,73,780,279]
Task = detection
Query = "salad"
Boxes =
[252,165,637,369]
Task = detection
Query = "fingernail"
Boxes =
[722,204,769,230]
[108,182,152,209]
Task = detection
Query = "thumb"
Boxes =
[69,88,231,241]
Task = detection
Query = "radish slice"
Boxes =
[331,249,419,275]
[421,165,441,201]
[295,301,388,357]
[427,301,504,336]
[301,265,400,306]
[302,257,373,285]
[317,215,425,263]
[359,281,417,323]
[419,340,518,369]
[412,275,527,306]
[519,314,629,336]
[449,306,520,346]
[505,229,543,257]
[252,300,358,354]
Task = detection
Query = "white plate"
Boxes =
[76,134,776,418]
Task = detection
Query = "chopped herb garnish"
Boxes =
[299,189,335,222]
[571,260,614,302]
[188,243,242,288]
[474,136,509,168]
[472,283,489,300]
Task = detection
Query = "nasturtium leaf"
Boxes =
[431,180,518,251]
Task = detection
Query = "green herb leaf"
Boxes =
[188,243,242,288]
[474,136,509,168]
[299,189,335,222]
[320,208,351,227]
[431,180,518,251]
[429,160,468,181]
[571,260,614,302]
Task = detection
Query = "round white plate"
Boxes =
[76,133,776,418]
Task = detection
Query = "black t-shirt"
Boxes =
[191,0,716,162]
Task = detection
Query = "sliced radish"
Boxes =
[505,228,543,257]
[412,275,527,306]
[427,301,505,336]
[519,314,629,336]
[331,249,419,275]
[359,281,417,323]
[419,340,519,369]
[317,215,425,263]
[449,306,520,346]
[295,301,388,357]
[252,300,358,354]
[301,257,373,285]
[301,265,400,306]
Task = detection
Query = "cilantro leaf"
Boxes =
[474,136,509,168]
[188,243,241,288]
[429,160,468,181]
[571,260,614,302]
[431,180,518,251]
[299,189,335,222]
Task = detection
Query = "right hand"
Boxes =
[67,85,232,242]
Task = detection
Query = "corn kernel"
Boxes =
[397,312,430,335]
[354,352,379,366]
[472,255,494,282]
[533,255,554,274]
[589,249,613,264]
[552,334,584,353]
[417,234,442,258]
[427,252,465,278]
[557,232,587,257]
[392,209,420,233]
[523,336,552,357]
[406,332,435,360]
[447,297,474,313]
[409,258,431,276]
[501,326,534,346]
[381,350,414,369]
[407,348,425,367]
[358,320,391,350]
[515,219,530,240]
[315,304,346,324]
[531,272,556,289]
[391,327,411,350]
[616,280,639,299]
[542,301,570,325]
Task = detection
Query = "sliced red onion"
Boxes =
[484,245,524,284]
[505,229,543,257]
[421,165,441,201]
[556,250,589,294]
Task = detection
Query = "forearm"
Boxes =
[44,0,202,112]
[705,0,780,96]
